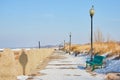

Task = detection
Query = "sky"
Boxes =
[0,0,120,48]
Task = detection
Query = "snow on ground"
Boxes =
[0,48,31,52]
[36,54,104,80]
[17,51,120,79]
[94,52,120,74]
[95,60,120,74]
[17,75,29,80]
[0,48,4,52]
[17,52,105,80]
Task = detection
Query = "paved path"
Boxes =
[18,50,105,80]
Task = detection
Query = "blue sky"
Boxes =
[0,0,120,48]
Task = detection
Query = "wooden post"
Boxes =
[38,41,41,49]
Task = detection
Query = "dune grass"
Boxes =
[64,42,120,56]
[0,48,54,80]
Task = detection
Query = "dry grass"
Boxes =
[0,48,54,80]
[105,73,120,80]
[0,49,17,80]
[64,42,120,56]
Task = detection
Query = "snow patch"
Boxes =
[95,60,120,74]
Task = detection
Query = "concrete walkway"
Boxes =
[18,51,105,80]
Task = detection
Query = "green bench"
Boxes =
[86,55,105,71]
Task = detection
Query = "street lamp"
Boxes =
[89,5,95,60]
[69,32,71,54]
[64,40,65,51]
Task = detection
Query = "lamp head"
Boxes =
[90,5,95,17]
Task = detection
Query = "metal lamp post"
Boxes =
[69,32,71,54]
[90,5,95,60]
[64,40,65,51]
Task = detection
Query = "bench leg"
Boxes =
[92,65,95,71]
[86,63,88,68]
